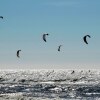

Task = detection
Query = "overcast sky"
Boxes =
[0,0,100,69]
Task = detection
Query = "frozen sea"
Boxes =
[0,69,100,100]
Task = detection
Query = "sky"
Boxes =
[0,0,100,69]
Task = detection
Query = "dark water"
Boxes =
[0,70,100,99]
[0,82,100,99]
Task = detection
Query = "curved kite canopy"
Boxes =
[0,16,3,19]
[43,33,49,42]
[83,35,91,44]
[58,45,62,51]
[17,50,21,58]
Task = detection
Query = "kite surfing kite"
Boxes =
[43,33,49,42]
[83,35,91,44]
[0,16,3,19]
[17,50,21,58]
[58,45,62,51]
